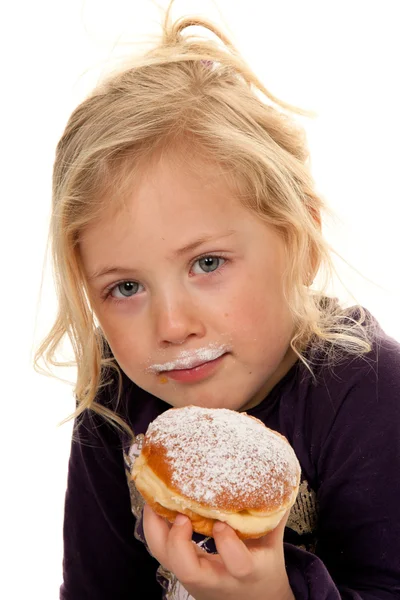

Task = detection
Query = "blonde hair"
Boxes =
[35,1,373,440]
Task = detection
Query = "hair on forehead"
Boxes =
[94,131,249,223]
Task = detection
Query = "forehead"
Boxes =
[83,154,253,245]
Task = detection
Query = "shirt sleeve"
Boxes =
[285,335,400,599]
[60,405,162,599]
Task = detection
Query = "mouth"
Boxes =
[160,353,227,383]
[150,344,229,373]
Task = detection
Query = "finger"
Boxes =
[142,504,172,566]
[194,545,222,562]
[166,514,206,581]
[212,521,253,578]
[246,509,290,552]
[258,509,290,549]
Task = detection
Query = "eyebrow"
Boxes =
[87,230,237,281]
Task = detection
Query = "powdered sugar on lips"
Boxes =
[149,343,229,373]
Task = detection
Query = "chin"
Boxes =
[143,372,261,412]
[163,392,249,412]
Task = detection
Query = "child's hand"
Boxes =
[143,505,294,600]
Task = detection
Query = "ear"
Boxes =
[306,210,322,286]
[306,243,321,286]
[309,206,321,229]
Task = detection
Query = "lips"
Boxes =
[149,344,230,373]
[160,353,227,383]
[165,357,213,371]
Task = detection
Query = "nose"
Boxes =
[152,289,205,346]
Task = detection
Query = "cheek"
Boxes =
[95,313,148,371]
[224,279,293,345]
[227,267,287,317]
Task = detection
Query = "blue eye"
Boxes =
[193,256,225,274]
[112,281,140,298]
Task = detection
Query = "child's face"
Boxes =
[80,155,297,412]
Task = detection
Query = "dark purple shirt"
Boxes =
[60,310,400,599]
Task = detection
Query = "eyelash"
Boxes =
[101,253,229,304]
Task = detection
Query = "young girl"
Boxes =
[36,3,400,599]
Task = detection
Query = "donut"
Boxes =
[132,405,300,539]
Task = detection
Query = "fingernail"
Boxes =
[174,514,188,526]
[213,521,226,532]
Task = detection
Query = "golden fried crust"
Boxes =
[141,433,295,514]
[138,483,277,540]
[132,406,301,539]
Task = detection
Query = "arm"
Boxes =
[60,406,162,599]
[285,336,400,599]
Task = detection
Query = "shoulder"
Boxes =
[285,308,400,471]
[339,308,397,389]
[302,305,400,400]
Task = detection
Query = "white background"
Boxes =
[2,1,399,598]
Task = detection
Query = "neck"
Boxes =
[240,346,298,412]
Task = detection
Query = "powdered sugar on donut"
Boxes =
[145,406,300,510]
